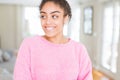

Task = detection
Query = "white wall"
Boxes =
[117,42,120,80]
[0,0,41,6]
[0,0,79,7]
[0,5,17,50]
[80,1,103,68]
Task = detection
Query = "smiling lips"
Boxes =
[45,26,56,31]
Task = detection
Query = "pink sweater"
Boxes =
[14,35,93,80]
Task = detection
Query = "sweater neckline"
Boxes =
[37,35,72,47]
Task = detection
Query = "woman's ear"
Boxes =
[64,15,69,24]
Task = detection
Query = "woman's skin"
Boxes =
[40,2,69,44]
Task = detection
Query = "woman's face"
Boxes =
[40,2,68,37]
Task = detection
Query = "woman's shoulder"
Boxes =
[21,35,41,45]
[71,40,90,59]
[70,39,86,49]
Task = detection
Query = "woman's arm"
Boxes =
[14,39,32,80]
[77,45,93,80]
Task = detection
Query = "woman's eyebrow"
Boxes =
[40,11,46,14]
[50,11,61,14]
[40,11,61,14]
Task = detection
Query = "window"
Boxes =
[102,2,120,73]
[24,7,44,37]
[84,7,93,35]
[68,7,81,42]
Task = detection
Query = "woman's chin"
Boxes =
[44,34,56,38]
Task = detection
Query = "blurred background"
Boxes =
[0,0,120,80]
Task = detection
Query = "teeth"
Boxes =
[46,27,54,31]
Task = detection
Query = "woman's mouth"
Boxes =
[45,26,56,31]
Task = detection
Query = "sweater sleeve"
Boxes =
[14,39,32,80]
[77,45,93,80]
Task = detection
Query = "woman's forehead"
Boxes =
[40,2,64,14]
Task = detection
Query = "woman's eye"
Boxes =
[40,15,46,19]
[52,15,58,19]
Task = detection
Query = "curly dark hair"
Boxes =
[39,0,72,19]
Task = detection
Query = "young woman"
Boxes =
[14,0,93,80]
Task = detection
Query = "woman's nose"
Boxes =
[46,17,51,24]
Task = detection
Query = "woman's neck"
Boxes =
[42,35,69,44]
